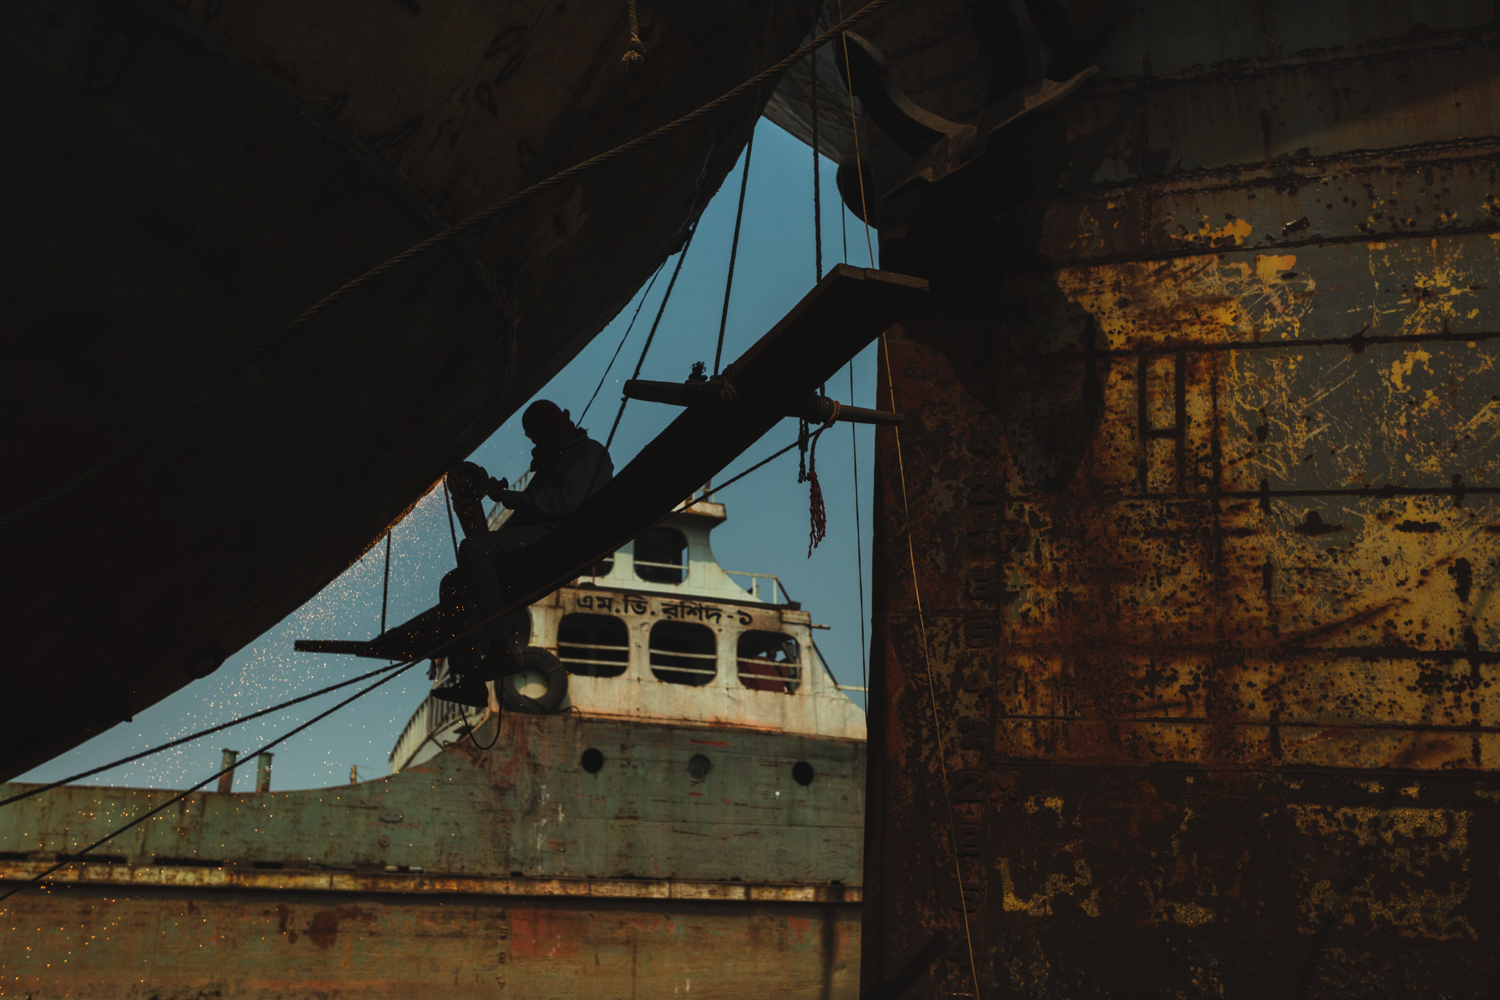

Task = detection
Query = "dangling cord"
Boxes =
[848,361,867,692]
[580,260,666,424]
[881,332,981,999]
[604,222,698,455]
[380,531,392,635]
[442,478,460,562]
[810,0,823,281]
[459,703,501,751]
[714,133,755,376]
[622,0,645,62]
[804,427,828,556]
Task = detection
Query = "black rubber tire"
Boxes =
[499,647,569,714]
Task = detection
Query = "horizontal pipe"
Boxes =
[622,379,902,425]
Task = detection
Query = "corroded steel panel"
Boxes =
[4,887,858,998]
[856,0,1500,996]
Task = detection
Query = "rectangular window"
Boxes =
[737,631,801,694]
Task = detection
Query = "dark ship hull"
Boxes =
[0,0,810,778]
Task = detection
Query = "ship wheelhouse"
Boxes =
[391,499,865,772]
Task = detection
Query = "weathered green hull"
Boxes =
[0,713,864,996]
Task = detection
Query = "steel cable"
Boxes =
[713,132,755,376]
[578,260,666,425]
[0,660,408,810]
[0,0,895,529]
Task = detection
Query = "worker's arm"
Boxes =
[499,442,613,521]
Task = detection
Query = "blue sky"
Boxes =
[19,119,881,792]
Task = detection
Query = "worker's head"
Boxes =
[521,399,574,448]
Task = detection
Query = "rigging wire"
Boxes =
[0,657,423,906]
[579,260,667,424]
[810,0,823,281]
[442,479,461,562]
[0,0,895,530]
[836,0,877,267]
[713,133,756,377]
[0,660,408,810]
[604,222,698,454]
[880,333,981,1000]
[670,432,818,514]
[849,362,868,693]
[380,531,392,635]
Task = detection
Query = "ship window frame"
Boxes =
[648,620,718,686]
[736,630,802,694]
[634,527,687,584]
[557,613,631,678]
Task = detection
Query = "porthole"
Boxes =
[792,761,815,786]
[688,753,712,779]
[581,748,605,773]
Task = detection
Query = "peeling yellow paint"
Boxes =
[1172,215,1254,246]
[999,856,1098,917]
[1388,349,1431,390]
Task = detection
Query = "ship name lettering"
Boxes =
[577,594,615,613]
[661,600,724,623]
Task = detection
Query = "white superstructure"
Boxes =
[390,499,865,772]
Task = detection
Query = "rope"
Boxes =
[714,132,755,377]
[443,479,460,561]
[801,423,828,557]
[622,0,645,62]
[459,704,501,751]
[880,333,981,998]
[0,660,407,810]
[810,0,823,280]
[849,361,867,690]
[836,0,877,266]
[0,0,896,531]
[380,531,392,635]
[604,223,698,454]
[579,261,666,424]
[669,433,809,514]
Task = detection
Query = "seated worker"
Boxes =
[441,399,612,713]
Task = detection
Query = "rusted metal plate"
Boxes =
[854,0,1500,996]
[5,887,859,998]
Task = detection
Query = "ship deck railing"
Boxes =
[722,570,790,604]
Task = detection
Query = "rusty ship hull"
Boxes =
[0,0,810,780]
[772,0,1500,995]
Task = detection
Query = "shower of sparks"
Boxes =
[17,484,469,793]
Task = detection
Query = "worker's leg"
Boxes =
[456,525,550,654]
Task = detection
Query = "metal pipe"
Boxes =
[217,749,238,793]
[622,379,903,425]
[255,752,274,793]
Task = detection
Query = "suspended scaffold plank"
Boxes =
[297,264,927,663]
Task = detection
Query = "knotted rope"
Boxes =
[622,0,645,61]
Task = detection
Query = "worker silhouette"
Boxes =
[441,400,612,713]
